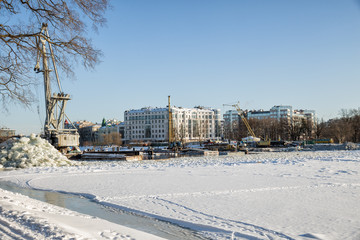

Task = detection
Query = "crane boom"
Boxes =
[232,103,256,138]
[223,102,257,138]
[224,102,271,147]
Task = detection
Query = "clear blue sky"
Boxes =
[2,0,360,135]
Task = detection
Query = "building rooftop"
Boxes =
[126,106,219,114]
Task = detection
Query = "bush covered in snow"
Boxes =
[0,134,75,168]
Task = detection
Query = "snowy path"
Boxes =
[0,150,359,239]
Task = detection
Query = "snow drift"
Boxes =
[0,134,75,168]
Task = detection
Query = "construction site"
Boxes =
[0,23,345,162]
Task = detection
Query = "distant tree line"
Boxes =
[223,108,360,143]
[318,108,360,143]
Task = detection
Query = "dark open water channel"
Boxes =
[0,181,207,240]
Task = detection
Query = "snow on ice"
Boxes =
[0,149,359,239]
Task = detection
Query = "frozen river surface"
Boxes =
[0,150,359,239]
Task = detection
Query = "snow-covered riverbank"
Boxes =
[0,150,359,239]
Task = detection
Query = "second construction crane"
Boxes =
[224,102,271,147]
[224,102,258,140]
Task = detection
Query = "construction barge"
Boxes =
[78,148,225,161]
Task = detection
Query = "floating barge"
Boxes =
[81,151,143,161]
[79,148,222,161]
[181,149,219,156]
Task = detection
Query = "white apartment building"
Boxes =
[224,105,316,126]
[269,105,293,122]
[223,110,240,123]
[293,109,316,126]
[269,106,316,126]
[124,106,221,143]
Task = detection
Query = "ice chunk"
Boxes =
[0,135,76,168]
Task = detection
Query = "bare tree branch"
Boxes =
[0,0,109,107]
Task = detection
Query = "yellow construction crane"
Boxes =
[168,95,173,147]
[224,102,271,147]
[224,102,257,138]
[167,96,182,150]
